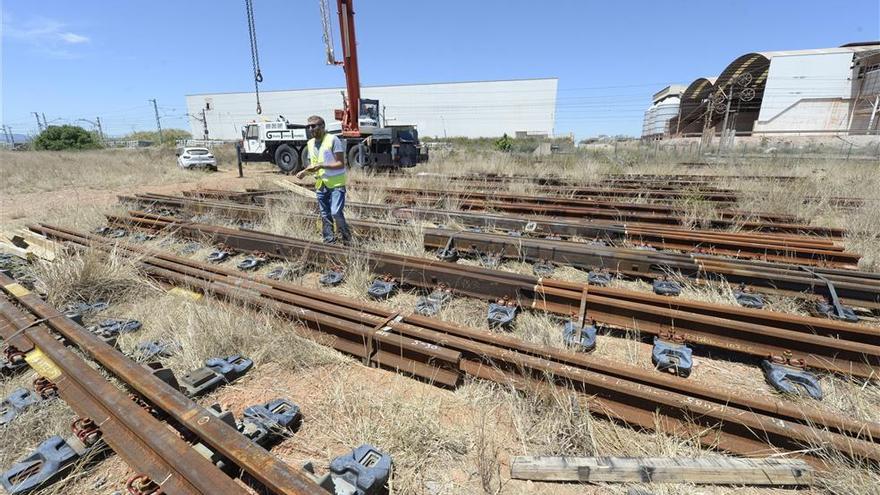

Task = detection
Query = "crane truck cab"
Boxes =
[238,102,428,174]
[340,98,428,170]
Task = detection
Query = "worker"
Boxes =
[296,115,351,244]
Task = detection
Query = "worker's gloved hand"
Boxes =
[295,165,318,179]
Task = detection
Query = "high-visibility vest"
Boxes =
[308,134,346,189]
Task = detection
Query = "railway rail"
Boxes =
[42,218,880,378]
[449,173,806,186]
[0,271,325,495]
[186,186,795,223]
[121,193,861,268]
[23,223,880,469]
[406,178,866,209]
[0,286,249,495]
[360,187,841,237]
[114,210,880,311]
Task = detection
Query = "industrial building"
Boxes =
[186,78,558,141]
[641,85,685,140]
[642,42,880,139]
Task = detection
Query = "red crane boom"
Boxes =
[334,0,361,136]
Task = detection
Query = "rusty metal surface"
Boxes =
[32,221,879,379]
[0,285,243,495]
[0,273,325,495]
[27,224,880,468]
[121,193,859,268]
[115,209,880,311]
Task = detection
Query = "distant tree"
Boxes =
[124,128,192,146]
[494,133,512,152]
[33,125,102,151]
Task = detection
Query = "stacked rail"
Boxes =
[357,173,866,209]
[115,209,880,311]
[24,223,880,468]
[365,187,842,236]
[50,217,880,379]
[0,272,324,494]
[122,193,861,268]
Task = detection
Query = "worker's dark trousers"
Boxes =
[316,185,352,244]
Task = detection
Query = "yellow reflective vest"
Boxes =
[308,134,347,189]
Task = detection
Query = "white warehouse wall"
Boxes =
[753,52,855,132]
[186,78,558,140]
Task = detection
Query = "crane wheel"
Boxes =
[348,144,372,172]
[274,144,301,174]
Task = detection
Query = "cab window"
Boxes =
[246,125,259,140]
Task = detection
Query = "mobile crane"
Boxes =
[238,0,428,173]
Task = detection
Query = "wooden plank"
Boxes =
[0,242,31,259]
[274,179,316,199]
[509,456,813,486]
[0,229,58,261]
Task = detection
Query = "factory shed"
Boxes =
[186,78,558,141]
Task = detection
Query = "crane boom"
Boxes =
[335,0,361,136]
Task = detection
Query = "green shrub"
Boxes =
[494,133,512,152]
[33,125,102,151]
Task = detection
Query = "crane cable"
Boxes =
[319,0,336,65]
[245,0,263,114]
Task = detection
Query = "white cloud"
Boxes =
[3,15,91,57]
[58,32,89,44]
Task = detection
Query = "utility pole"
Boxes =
[201,108,209,140]
[719,91,733,154]
[149,99,164,144]
[190,110,209,142]
[42,113,48,128]
[32,112,44,132]
[96,117,105,141]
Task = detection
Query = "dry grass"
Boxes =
[114,294,347,377]
[260,196,322,243]
[309,375,470,495]
[0,148,198,195]
[30,246,155,307]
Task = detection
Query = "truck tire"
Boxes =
[274,144,300,174]
[348,144,371,171]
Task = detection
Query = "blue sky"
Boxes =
[2,0,878,139]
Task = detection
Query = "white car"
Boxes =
[176,147,217,170]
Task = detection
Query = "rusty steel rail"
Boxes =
[395,174,867,208]
[56,218,880,378]
[375,188,841,237]
[121,193,860,268]
[140,190,843,252]
[191,186,819,234]
[443,172,806,186]
[26,224,880,468]
[0,278,250,495]
[0,273,325,495]
[273,183,798,223]
[116,210,880,311]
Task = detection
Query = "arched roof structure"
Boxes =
[676,77,715,135]
[707,46,879,134]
